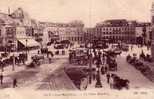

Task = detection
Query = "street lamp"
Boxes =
[88,50,92,84]
[12,28,16,71]
[12,40,16,71]
[95,60,102,88]
[88,36,93,84]
[26,39,28,56]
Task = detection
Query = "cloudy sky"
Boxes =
[0,0,153,27]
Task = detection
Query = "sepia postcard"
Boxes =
[0,0,154,99]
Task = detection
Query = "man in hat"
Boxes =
[0,72,3,85]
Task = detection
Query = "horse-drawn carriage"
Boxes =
[108,59,117,71]
[104,51,118,71]
[27,55,44,68]
[112,74,130,90]
[69,48,88,65]
[0,52,27,67]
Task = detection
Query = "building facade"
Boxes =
[95,19,136,43]
[0,13,16,51]
[35,21,85,46]
[135,22,152,45]
[0,8,40,51]
[83,27,96,43]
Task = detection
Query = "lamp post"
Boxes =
[12,38,16,71]
[26,39,28,56]
[89,48,92,84]
[88,34,93,84]
[95,60,102,88]
[88,0,93,85]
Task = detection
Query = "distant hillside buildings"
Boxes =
[0,7,152,52]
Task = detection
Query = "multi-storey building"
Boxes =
[0,12,16,51]
[64,23,84,43]
[83,27,96,43]
[135,22,152,45]
[0,8,40,51]
[95,19,136,43]
[35,21,85,46]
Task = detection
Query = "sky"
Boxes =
[0,0,153,27]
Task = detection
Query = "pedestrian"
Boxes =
[102,53,105,64]
[48,53,52,63]
[69,52,72,63]
[0,72,3,85]
[101,66,105,75]
[20,53,25,65]
[98,51,102,60]
[106,73,110,84]
[47,51,49,58]
[104,66,108,73]
[38,50,40,54]
[131,45,133,51]
[13,78,17,88]
[92,68,96,81]
[93,49,97,58]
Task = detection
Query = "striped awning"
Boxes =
[18,38,40,47]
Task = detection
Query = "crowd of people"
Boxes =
[0,47,59,88]
[90,49,129,90]
[68,43,154,90]
[0,52,27,71]
[68,44,130,90]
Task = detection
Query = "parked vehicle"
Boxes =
[121,44,129,51]
[69,49,88,65]
[27,55,44,68]
[126,54,131,62]
[54,44,65,49]
[1,52,9,58]
[108,60,117,71]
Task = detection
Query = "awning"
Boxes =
[18,39,40,47]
